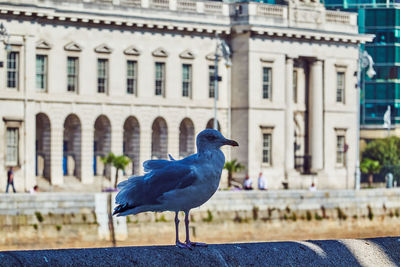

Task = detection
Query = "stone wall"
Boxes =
[1,189,400,248]
[2,237,400,266]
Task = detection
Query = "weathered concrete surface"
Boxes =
[0,237,399,267]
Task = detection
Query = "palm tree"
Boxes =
[360,158,381,187]
[100,152,115,177]
[224,159,245,188]
[112,155,131,188]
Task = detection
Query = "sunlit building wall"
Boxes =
[0,0,370,190]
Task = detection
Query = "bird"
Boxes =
[113,129,238,249]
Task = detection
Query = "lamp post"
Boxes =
[355,49,376,190]
[213,35,231,130]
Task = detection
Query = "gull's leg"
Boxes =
[175,212,192,249]
[184,210,207,247]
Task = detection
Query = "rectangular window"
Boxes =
[6,128,18,166]
[182,64,192,97]
[336,72,345,103]
[97,59,108,93]
[262,67,272,99]
[336,135,345,166]
[127,60,137,95]
[209,65,215,98]
[293,70,298,103]
[7,51,19,89]
[67,57,79,92]
[155,62,165,96]
[36,55,47,91]
[262,133,272,165]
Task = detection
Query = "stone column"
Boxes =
[111,120,123,187]
[50,123,64,185]
[81,122,94,184]
[309,59,324,171]
[285,57,294,174]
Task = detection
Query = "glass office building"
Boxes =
[325,0,400,126]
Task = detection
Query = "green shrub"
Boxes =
[336,207,347,220]
[203,210,213,223]
[367,205,374,221]
[35,212,44,223]
[252,206,259,221]
[306,211,312,221]
[291,212,297,221]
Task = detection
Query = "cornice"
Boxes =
[233,25,373,44]
[0,2,370,44]
[0,4,231,35]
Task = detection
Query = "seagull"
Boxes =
[113,129,238,249]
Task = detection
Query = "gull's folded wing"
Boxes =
[115,161,197,211]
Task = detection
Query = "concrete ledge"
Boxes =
[1,237,399,266]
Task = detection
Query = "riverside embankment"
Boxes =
[1,189,400,250]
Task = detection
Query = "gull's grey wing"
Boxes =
[115,161,197,210]
[142,162,197,205]
[143,159,171,172]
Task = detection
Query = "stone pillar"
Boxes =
[50,123,63,185]
[285,57,294,174]
[25,104,37,190]
[140,119,152,175]
[81,122,94,184]
[309,59,324,171]
[168,119,179,160]
[111,120,123,186]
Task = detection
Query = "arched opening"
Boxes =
[35,113,51,182]
[206,118,221,131]
[123,116,140,175]
[152,117,168,159]
[63,114,82,179]
[94,115,111,178]
[179,118,195,158]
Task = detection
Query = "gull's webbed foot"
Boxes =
[176,241,193,250]
[186,241,208,247]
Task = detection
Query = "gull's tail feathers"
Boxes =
[114,174,148,216]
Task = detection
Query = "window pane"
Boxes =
[209,65,215,98]
[182,64,192,97]
[127,60,137,95]
[67,57,78,92]
[97,59,108,93]
[336,72,345,103]
[6,128,18,165]
[36,55,47,90]
[262,133,271,165]
[336,135,345,165]
[155,62,165,96]
[262,67,272,99]
[7,52,18,89]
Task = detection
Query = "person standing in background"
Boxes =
[6,167,16,193]
[258,172,268,190]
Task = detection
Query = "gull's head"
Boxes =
[197,129,238,152]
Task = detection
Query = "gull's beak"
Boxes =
[224,139,239,147]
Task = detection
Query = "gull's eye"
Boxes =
[206,135,217,141]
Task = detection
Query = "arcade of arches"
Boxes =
[34,114,220,183]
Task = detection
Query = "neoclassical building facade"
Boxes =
[0,0,371,191]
